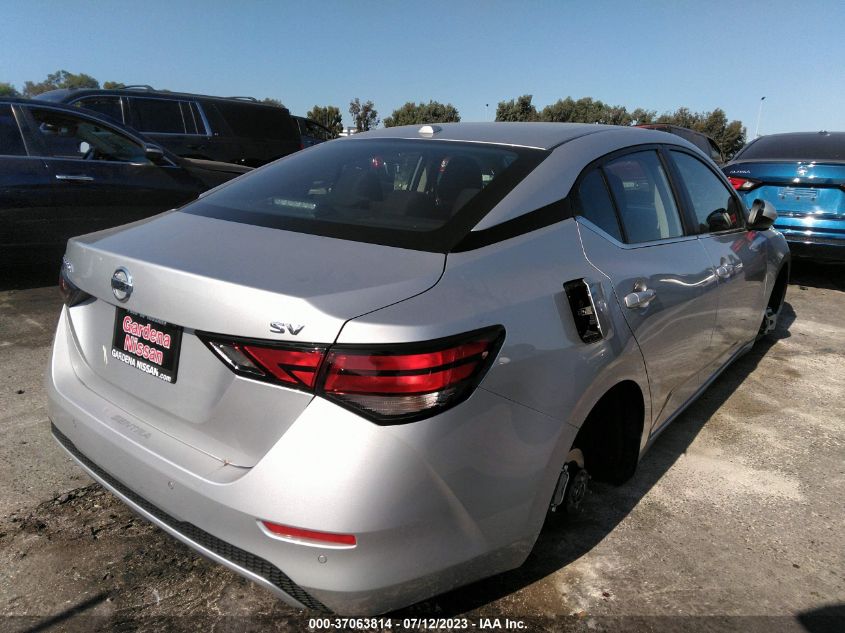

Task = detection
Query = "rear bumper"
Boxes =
[777,230,845,261]
[50,423,322,611]
[47,307,571,614]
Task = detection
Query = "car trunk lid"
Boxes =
[726,160,845,219]
[62,211,445,467]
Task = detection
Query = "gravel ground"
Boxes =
[0,261,843,633]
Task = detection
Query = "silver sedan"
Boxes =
[47,122,789,614]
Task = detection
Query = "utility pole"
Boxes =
[754,96,766,138]
[485,103,489,122]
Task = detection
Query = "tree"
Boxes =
[0,82,19,97]
[538,97,577,122]
[262,97,286,108]
[657,106,699,129]
[539,97,637,125]
[628,107,656,126]
[383,101,460,127]
[349,98,379,132]
[717,120,746,159]
[102,81,125,89]
[495,95,537,122]
[23,70,99,96]
[306,105,343,138]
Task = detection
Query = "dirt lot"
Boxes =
[0,262,843,633]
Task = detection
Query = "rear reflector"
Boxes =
[261,521,356,547]
[197,325,504,423]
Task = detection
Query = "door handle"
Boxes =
[55,174,94,182]
[715,264,734,279]
[624,288,656,309]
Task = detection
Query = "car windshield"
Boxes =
[737,133,845,161]
[182,138,545,251]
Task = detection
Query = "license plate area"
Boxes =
[778,186,819,202]
[111,308,183,384]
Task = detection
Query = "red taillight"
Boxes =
[242,345,324,389]
[58,259,91,307]
[321,328,504,422]
[199,326,504,423]
[201,338,328,391]
[728,176,762,191]
[261,521,356,547]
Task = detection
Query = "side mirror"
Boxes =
[143,144,166,164]
[747,199,777,230]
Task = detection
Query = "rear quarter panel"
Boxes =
[337,219,650,557]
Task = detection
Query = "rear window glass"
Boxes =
[213,102,297,141]
[737,133,845,161]
[182,138,544,252]
[575,169,623,241]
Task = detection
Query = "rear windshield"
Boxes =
[182,138,546,252]
[736,133,845,161]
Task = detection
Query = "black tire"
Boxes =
[757,267,788,341]
[585,396,640,485]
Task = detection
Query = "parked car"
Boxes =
[35,86,301,167]
[637,124,724,164]
[293,115,334,147]
[48,123,789,614]
[0,98,250,266]
[723,131,845,260]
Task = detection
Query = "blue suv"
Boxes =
[723,131,845,260]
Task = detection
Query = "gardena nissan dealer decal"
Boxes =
[111,308,183,383]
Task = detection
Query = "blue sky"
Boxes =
[2,0,843,135]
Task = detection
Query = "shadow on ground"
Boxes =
[790,259,845,292]
[0,263,59,292]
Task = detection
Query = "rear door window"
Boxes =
[130,98,185,134]
[670,151,743,233]
[74,96,124,124]
[0,105,26,156]
[602,151,684,243]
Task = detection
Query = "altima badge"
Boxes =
[270,322,304,335]
[111,268,133,302]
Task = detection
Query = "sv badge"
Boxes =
[270,322,305,335]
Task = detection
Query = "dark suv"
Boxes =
[36,86,301,167]
[636,124,724,164]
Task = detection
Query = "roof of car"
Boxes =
[35,88,290,110]
[752,131,845,140]
[346,122,674,151]
[1,96,122,117]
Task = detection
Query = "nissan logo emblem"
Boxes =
[111,267,133,302]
